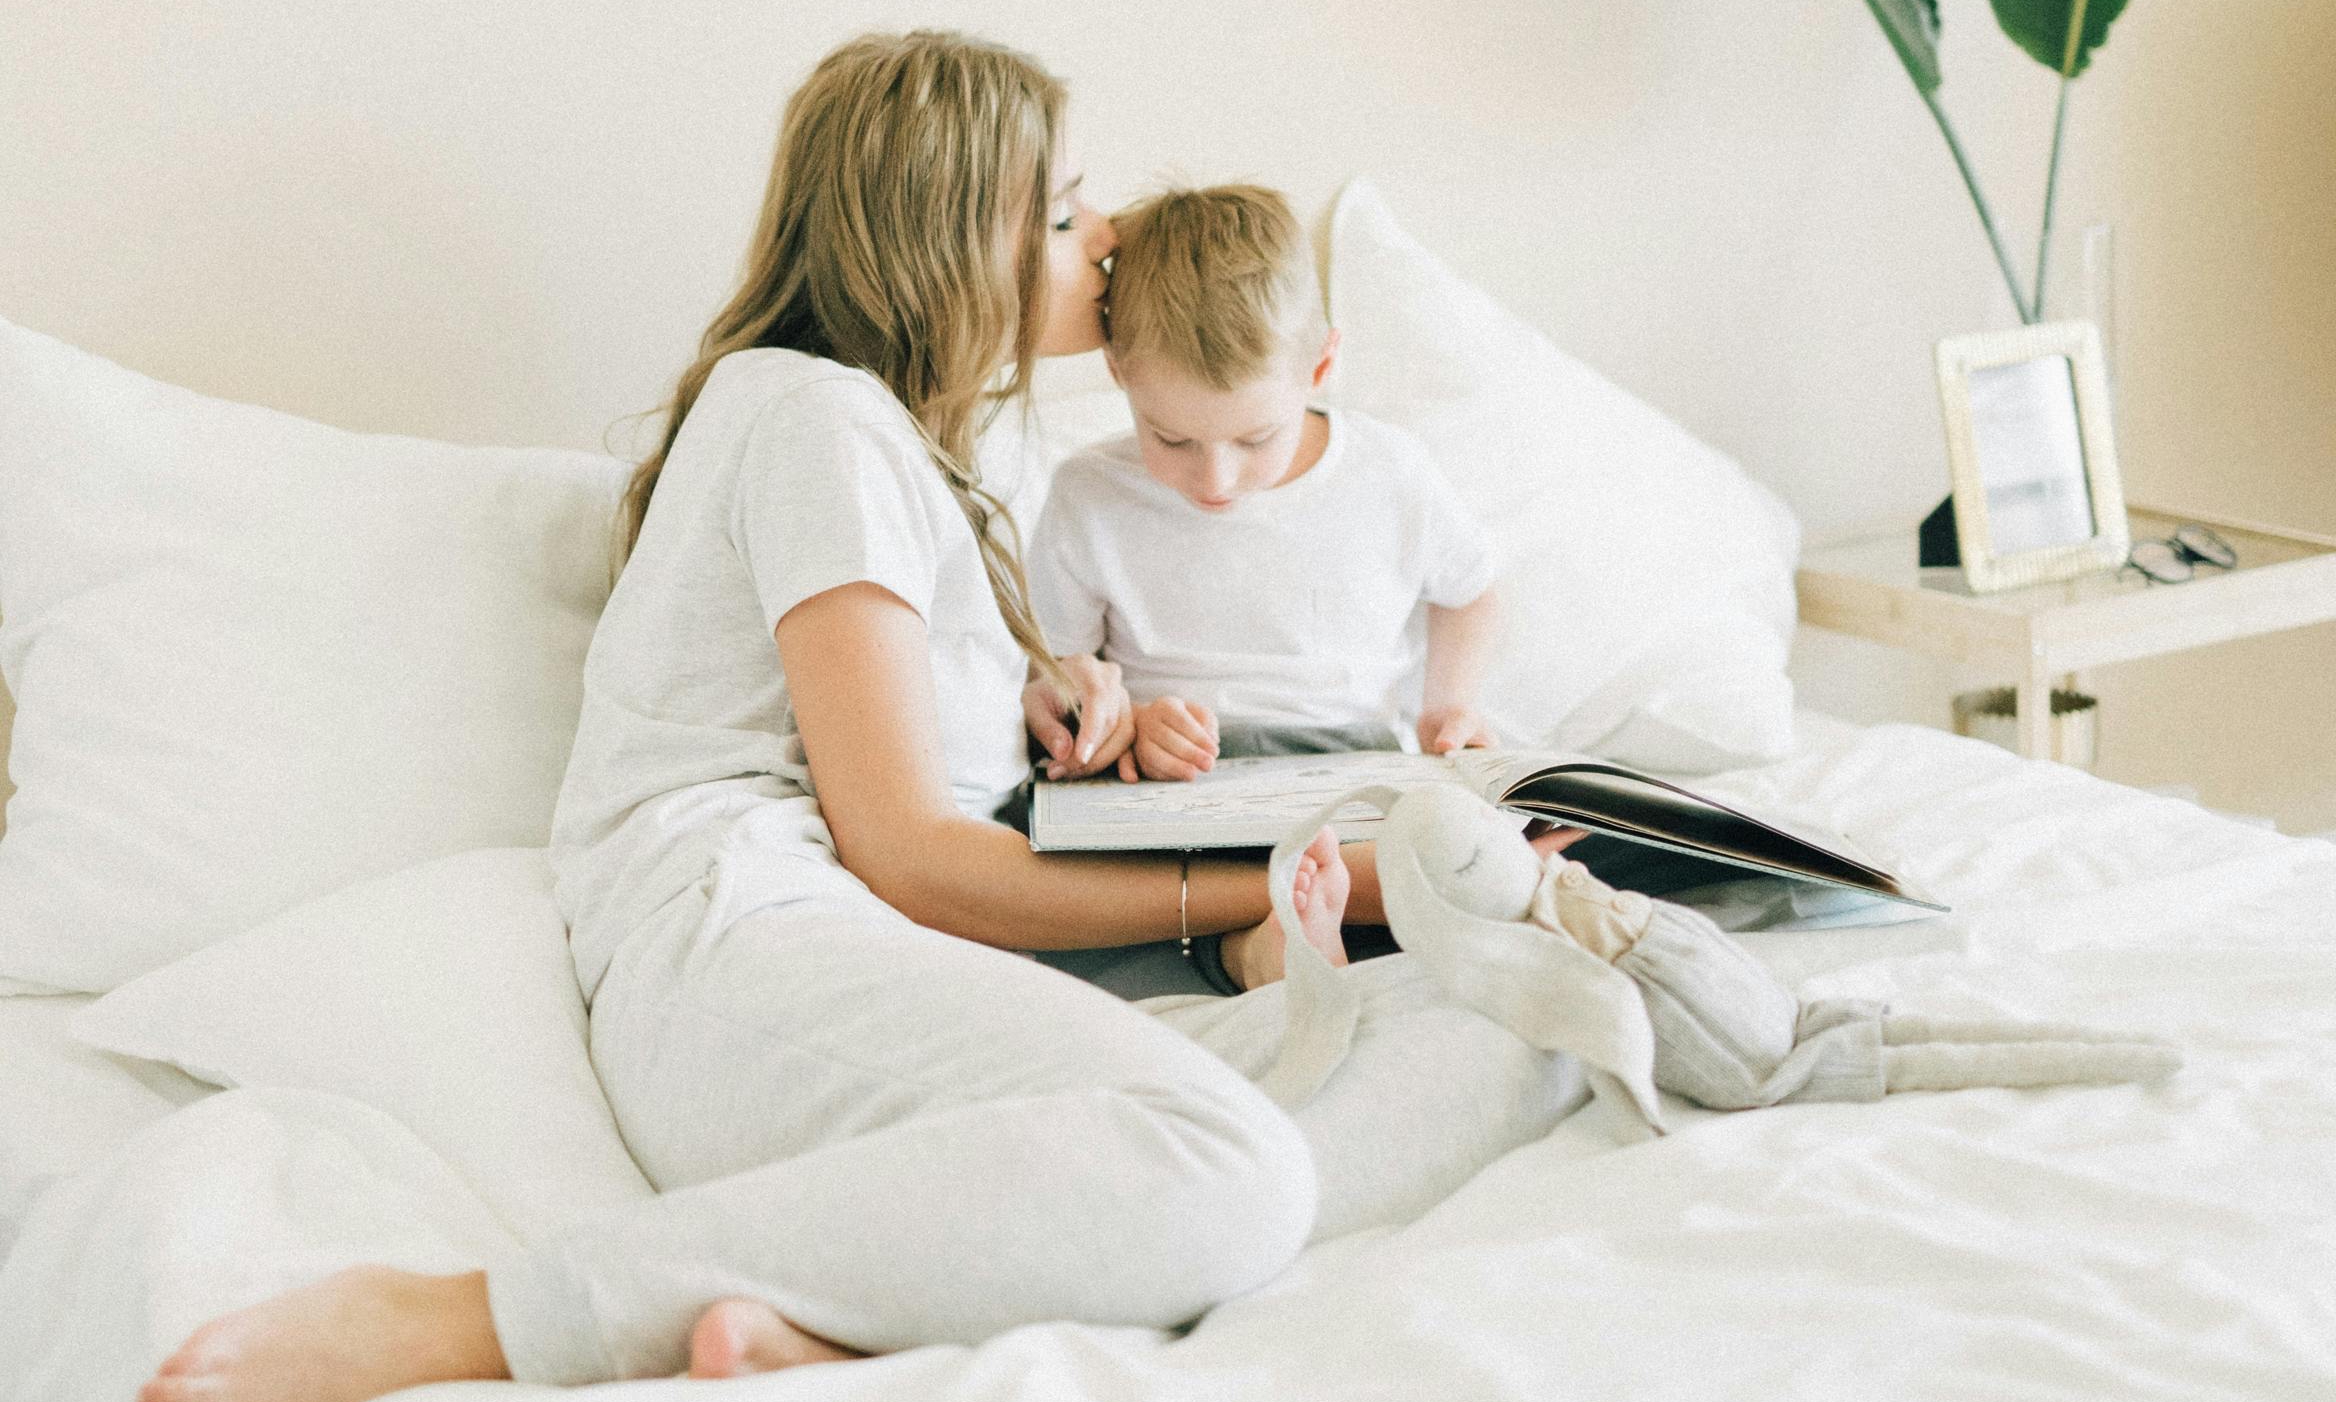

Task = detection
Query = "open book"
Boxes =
[1029,748,1945,914]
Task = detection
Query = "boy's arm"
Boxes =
[1420,584,1501,754]
[1396,423,1501,754]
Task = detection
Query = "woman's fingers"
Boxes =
[1068,662,1125,767]
[1022,683,1078,779]
[1023,684,1074,756]
[1070,688,1138,779]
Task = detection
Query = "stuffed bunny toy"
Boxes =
[1252,783,2180,1139]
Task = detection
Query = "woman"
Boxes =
[141,31,1579,1400]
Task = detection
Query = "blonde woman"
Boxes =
[141,31,1580,1401]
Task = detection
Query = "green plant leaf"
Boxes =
[1989,0,2131,77]
[1863,0,1943,93]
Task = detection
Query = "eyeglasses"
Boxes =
[2124,523,2238,584]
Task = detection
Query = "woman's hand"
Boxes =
[1132,696,1220,782]
[1023,656,1137,781]
[1416,704,1496,755]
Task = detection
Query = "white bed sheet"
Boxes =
[0,993,210,1260]
[5,717,2335,1399]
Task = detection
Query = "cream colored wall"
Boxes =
[1792,0,2336,834]
[2085,2,2336,834]
[2,1,2329,829]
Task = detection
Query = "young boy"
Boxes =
[1029,183,1501,782]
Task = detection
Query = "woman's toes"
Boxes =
[688,1299,856,1378]
[688,1301,767,1379]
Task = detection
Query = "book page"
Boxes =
[1501,767,1923,901]
[1031,751,1465,851]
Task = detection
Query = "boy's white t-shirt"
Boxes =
[550,348,1032,998]
[1028,408,1495,732]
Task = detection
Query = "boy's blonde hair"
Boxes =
[627,30,1068,692]
[1106,184,1329,390]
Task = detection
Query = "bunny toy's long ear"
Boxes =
[1250,786,1405,1110]
[1875,1014,2182,1093]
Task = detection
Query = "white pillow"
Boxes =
[0,317,627,992]
[1321,181,1801,771]
[70,847,653,1242]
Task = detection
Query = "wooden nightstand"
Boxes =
[1796,505,2336,759]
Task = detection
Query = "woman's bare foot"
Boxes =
[687,1299,862,1378]
[1225,826,1353,988]
[140,1266,505,1402]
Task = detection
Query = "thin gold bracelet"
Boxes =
[1176,853,1192,955]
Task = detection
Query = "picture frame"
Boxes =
[1935,320,2127,593]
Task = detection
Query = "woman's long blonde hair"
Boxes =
[626,30,1067,689]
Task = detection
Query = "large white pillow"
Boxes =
[1321,182,1801,772]
[0,317,627,992]
[70,847,652,1242]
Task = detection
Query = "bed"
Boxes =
[4,182,2334,1398]
[4,712,2334,1399]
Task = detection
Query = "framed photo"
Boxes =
[1935,320,2127,593]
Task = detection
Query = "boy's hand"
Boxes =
[1133,697,1220,781]
[1024,656,1137,781]
[1417,704,1496,755]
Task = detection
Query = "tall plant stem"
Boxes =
[2033,75,2073,318]
[1916,86,2034,324]
[2034,0,2093,320]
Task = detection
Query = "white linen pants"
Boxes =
[487,881,1583,1384]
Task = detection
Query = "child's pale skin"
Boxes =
[1089,335,1505,784]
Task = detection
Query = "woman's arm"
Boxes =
[1417,585,1501,754]
[779,582,1386,952]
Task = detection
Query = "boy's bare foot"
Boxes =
[139,1266,505,1402]
[687,1299,862,1377]
[1225,826,1353,988]
[1290,826,1353,968]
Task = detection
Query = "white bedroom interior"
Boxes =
[3,0,2331,833]
[7,4,2336,1398]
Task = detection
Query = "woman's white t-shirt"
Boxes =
[550,348,1031,998]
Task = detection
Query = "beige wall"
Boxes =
[3,1,2330,828]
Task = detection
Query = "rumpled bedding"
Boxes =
[5,720,2334,1400]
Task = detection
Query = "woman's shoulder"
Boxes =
[699,347,913,434]
[678,349,935,500]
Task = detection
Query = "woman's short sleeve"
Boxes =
[729,378,947,634]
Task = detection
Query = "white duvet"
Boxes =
[6,720,2335,1400]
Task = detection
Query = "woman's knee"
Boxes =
[1102,1071,1317,1314]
